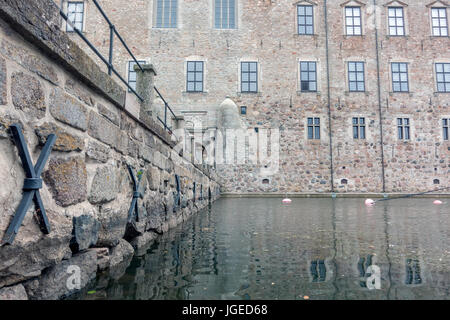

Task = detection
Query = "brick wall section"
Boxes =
[0,0,220,299]
[68,0,449,194]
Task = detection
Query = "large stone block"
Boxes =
[86,140,110,163]
[147,166,160,191]
[109,239,134,268]
[88,111,119,148]
[64,78,95,107]
[97,103,120,126]
[49,88,88,131]
[35,122,84,152]
[0,284,28,300]
[11,72,46,119]
[88,165,117,204]
[43,156,87,207]
[96,204,128,247]
[0,57,6,105]
[70,214,100,252]
[24,250,97,300]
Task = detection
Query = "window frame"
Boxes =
[240,61,258,93]
[300,61,317,92]
[435,63,450,93]
[345,6,362,36]
[127,60,147,93]
[186,61,204,93]
[307,117,321,140]
[297,4,314,35]
[347,61,365,92]
[387,6,406,36]
[352,117,366,139]
[443,118,449,141]
[214,0,237,29]
[397,117,411,140]
[431,7,448,37]
[66,1,85,33]
[391,62,409,93]
[154,0,178,29]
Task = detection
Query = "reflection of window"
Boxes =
[391,62,409,92]
[241,62,258,93]
[214,0,236,29]
[431,7,448,37]
[352,117,366,139]
[300,61,317,92]
[405,259,422,285]
[436,63,450,93]
[297,5,314,35]
[155,0,178,28]
[348,62,365,92]
[388,7,405,36]
[310,260,326,282]
[127,60,146,92]
[307,117,320,140]
[67,2,84,32]
[345,6,362,35]
[186,61,204,92]
[397,118,410,140]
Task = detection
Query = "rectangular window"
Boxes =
[391,62,409,92]
[127,60,146,92]
[397,118,410,140]
[348,62,365,92]
[241,62,258,93]
[307,117,320,140]
[300,61,317,92]
[431,8,448,36]
[436,63,450,93]
[155,0,177,28]
[352,117,366,139]
[298,5,314,35]
[345,6,362,35]
[67,1,84,32]
[215,0,236,29]
[388,7,405,36]
[186,61,204,92]
[443,119,449,140]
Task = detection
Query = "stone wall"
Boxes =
[0,0,220,300]
[71,0,449,194]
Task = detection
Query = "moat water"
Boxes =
[76,198,450,300]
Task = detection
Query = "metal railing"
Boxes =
[59,0,143,100]
[58,0,179,136]
[154,86,178,135]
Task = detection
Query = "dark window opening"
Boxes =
[443,118,449,140]
[353,117,366,139]
[341,179,348,185]
[300,61,317,92]
[397,118,410,140]
[262,179,270,184]
[433,179,440,185]
[307,117,320,140]
[436,63,450,93]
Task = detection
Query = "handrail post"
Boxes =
[134,64,157,125]
[108,24,114,76]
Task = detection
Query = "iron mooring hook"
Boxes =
[127,164,143,223]
[1,124,56,245]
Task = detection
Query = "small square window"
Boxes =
[67,2,85,32]
[352,117,366,139]
[397,117,410,140]
[186,61,204,93]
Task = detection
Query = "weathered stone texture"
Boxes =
[97,103,120,126]
[86,140,110,163]
[65,78,95,107]
[43,157,87,207]
[88,165,117,204]
[35,122,84,152]
[49,88,88,131]
[70,214,100,252]
[0,57,6,105]
[88,111,119,148]
[0,284,28,300]
[11,72,46,119]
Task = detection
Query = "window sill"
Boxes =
[389,92,413,96]
[342,35,365,39]
[385,35,409,39]
[345,91,369,96]
[297,91,321,96]
[237,92,262,97]
[434,91,450,94]
[182,91,208,95]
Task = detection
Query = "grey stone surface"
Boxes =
[65,78,95,107]
[97,103,120,126]
[109,239,134,268]
[0,284,28,300]
[35,122,84,152]
[88,111,119,148]
[49,88,88,131]
[0,57,6,105]
[24,250,97,300]
[147,166,160,191]
[43,157,87,207]
[86,140,110,163]
[0,39,58,85]
[90,248,109,271]
[88,165,117,204]
[96,204,128,247]
[11,72,46,119]
[0,114,21,139]
[70,214,100,252]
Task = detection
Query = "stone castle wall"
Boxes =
[0,0,220,300]
[70,0,449,194]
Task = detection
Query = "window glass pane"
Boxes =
[401,83,408,91]
[306,26,313,34]
[308,118,313,125]
[250,73,257,82]
[357,82,365,91]
[308,126,313,139]
[353,126,358,139]
[393,83,400,92]
[314,118,320,125]
[309,82,316,91]
[242,73,249,82]
[249,83,257,92]
[314,126,320,139]
[242,63,248,72]
[195,83,203,92]
[360,127,366,139]
[187,82,195,91]
[242,83,249,92]
[301,72,309,80]
[250,63,257,72]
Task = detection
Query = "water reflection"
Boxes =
[74,198,450,300]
